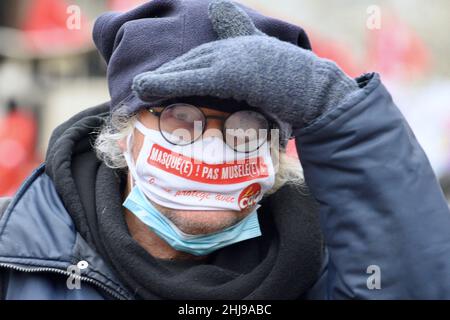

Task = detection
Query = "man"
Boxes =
[1,0,450,300]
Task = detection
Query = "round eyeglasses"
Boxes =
[148,103,272,153]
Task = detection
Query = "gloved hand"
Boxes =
[133,0,359,130]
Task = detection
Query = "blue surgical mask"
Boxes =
[123,186,262,256]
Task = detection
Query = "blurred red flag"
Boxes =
[21,0,89,54]
[0,109,40,196]
[366,12,430,81]
[310,33,362,78]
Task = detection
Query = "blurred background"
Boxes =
[0,0,449,202]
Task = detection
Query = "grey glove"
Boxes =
[133,0,359,130]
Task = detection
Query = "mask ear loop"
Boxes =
[124,121,159,190]
[125,129,137,188]
[134,120,155,136]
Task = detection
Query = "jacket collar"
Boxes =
[0,164,132,299]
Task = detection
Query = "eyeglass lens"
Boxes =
[158,104,269,152]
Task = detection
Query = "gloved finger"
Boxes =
[133,68,215,99]
[152,53,215,74]
[208,0,265,40]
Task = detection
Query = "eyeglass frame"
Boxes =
[147,103,275,153]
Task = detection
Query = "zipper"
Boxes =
[0,263,127,300]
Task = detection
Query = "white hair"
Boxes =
[94,111,306,195]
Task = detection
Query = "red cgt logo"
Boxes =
[238,183,262,210]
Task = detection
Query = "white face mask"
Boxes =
[123,121,275,211]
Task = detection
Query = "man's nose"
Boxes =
[202,118,224,140]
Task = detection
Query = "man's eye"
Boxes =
[174,112,193,122]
